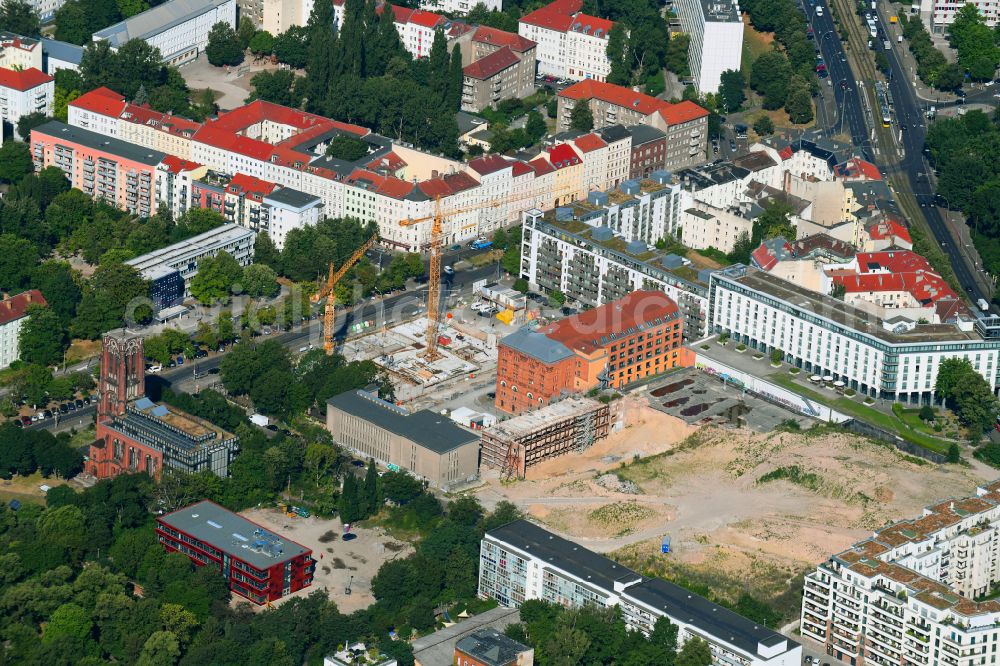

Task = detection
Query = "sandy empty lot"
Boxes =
[477,404,995,606]
[240,508,413,612]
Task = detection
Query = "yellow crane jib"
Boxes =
[312,233,379,355]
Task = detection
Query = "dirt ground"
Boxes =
[240,508,413,612]
[0,472,70,505]
[476,407,995,605]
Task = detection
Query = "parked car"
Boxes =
[43,410,52,419]
[148,364,162,373]
[58,404,68,414]
[176,355,184,365]
[67,402,76,411]
[20,416,31,426]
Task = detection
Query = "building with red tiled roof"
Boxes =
[0,289,46,369]
[460,27,537,112]
[336,0,448,59]
[557,80,708,170]
[0,66,53,137]
[865,215,913,252]
[518,0,615,82]
[496,290,686,414]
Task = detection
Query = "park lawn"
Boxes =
[0,470,71,506]
[768,372,952,454]
[896,408,945,437]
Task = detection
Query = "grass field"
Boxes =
[0,471,70,506]
[768,372,952,454]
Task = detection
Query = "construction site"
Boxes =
[480,396,615,479]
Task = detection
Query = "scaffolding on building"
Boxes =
[481,397,611,481]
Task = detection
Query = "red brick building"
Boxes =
[156,500,315,604]
[495,291,685,414]
[87,334,240,480]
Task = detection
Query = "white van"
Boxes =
[816,6,824,15]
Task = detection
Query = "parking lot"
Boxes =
[644,369,814,431]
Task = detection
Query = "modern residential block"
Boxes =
[495,291,685,414]
[802,480,1000,666]
[31,120,163,217]
[673,0,743,94]
[93,0,237,66]
[124,223,256,309]
[709,265,1000,403]
[326,390,480,490]
[0,291,47,370]
[518,0,615,81]
[519,208,710,339]
[920,0,998,33]
[479,520,801,666]
[156,500,315,604]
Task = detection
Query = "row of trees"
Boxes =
[935,357,999,435]
[947,5,1000,82]
[924,109,1000,277]
[899,14,965,90]
[602,0,672,91]
[0,421,82,479]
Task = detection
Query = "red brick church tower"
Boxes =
[96,334,145,423]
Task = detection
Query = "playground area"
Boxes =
[240,507,413,613]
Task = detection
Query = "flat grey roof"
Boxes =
[627,123,666,144]
[126,223,254,274]
[265,187,321,209]
[700,0,741,22]
[159,500,309,570]
[500,327,574,364]
[94,0,232,47]
[622,578,793,657]
[412,607,521,665]
[486,520,642,594]
[456,630,530,666]
[35,120,166,166]
[721,267,981,344]
[41,38,83,65]
[487,520,797,659]
[327,390,479,454]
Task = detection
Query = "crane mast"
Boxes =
[423,198,444,361]
[312,233,379,355]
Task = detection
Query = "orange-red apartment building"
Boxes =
[495,290,686,414]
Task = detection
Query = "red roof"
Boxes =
[778,145,794,161]
[68,87,126,117]
[0,67,52,92]
[407,8,445,28]
[0,290,46,325]
[469,155,513,176]
[547,143,581,169]
[418,177,452,198]
[528,157,554,175]
[538,290,678,354]
[751,244,778,271]
[160,155,202,174]
[511,161,534,177]
[226,173,277,201]
[375,176,414,199]
[837,157,882,181]
[366,151,406,172]
[519,0,588,32]
[568,13,613,35]
[559,80,707,125]
[868,217,912,245]
[572,133,607,153]
[122,103,202,137]
[472,26,536,52]
[828,251,958,306]
[464,46,520,79]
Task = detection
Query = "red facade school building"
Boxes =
[156,500,315,605]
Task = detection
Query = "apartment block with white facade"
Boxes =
[674,0,743,94]
[93,0,237,66]
[481,520,802,666]
[709,265,1000,403]
[802,479,1000,666]
[920,0,998,33]
[0,67,53,138]
[520,208,711,339]
[420,0,499,14]
[518,0,614,81]
[0,291,47,370]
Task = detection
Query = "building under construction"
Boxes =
[481,397,611,480]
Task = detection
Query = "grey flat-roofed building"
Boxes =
[456,629,533,666]
[40,38,83,74]
[326,390,479,489]
[479,520,801,666]
[412,607,522,666]
[94,0,236,65]
[34,120,166,166]
[126,223,255,301]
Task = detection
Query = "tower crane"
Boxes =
[311,233,379,355]
[399,185,576,361]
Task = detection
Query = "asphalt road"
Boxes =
[27,262,502,433]
[872,5,992,307]
[810,0,869,148]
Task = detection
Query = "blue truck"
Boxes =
[469,238,493,250]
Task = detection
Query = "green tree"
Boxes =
[513,278,529,292]
[546,97,557,118]
[43,602,92,644]
[753,114,775,136]
[249,30,275,57]
[241,264,280,298]
[757,202,796,240]
[72,263,150,339]
[718,69,745,112]
[784,78,813,124]
[137,630,181,666]
[750,49,792,109]
[525,110,547,143]
[677,637,713,666]
[190,251,243,304]
[326,134,370,161]
[0,233,39,290]
[205,21,244,67]
[32,262,81,323]
[18,304,68,367]
[0,141,33,184]
[116,0,148,18]
[253,232,281,271]
[273,25,310,69]
[0,0,39,36]
[363,458,379,517]
[16,111,50,139]
[501,225,522,275]
[248,69,303,107]
[570,99,594,132]
[947,442,961,464]
[237,15,257,49]
[339,472,362,523]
